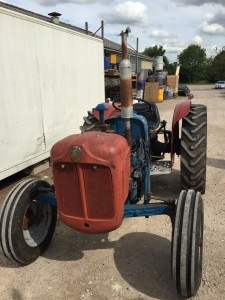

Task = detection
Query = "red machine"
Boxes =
[51,132,130,233]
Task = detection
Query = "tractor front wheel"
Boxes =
[0,178,57,265]
[180,104,207,194]
[172,190,204,298]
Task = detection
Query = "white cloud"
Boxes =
[201,22,225,34]
[104,1,148,26]
[193,35,204,45]
[164,42,186,54]
[146,29,185,56]
[209,10,225,27]
[149,30,173,39]
[165,46,184,54]
[148,30,179,50]
[200,10,225,35]
[157,38,187,56]
[174,0,225,6]
[36,0,104,6]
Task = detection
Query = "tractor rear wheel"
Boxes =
[180,104,207,194]
[172,190,204,298]
[0,178,57,265]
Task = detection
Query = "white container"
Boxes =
[154,56,164,71]
[0,5,104,180]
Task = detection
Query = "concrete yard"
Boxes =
[0,85,225,300]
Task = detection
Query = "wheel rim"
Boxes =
[22,200,52,248]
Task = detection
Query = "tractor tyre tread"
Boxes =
[181,104,207,194]
[172,190,204,298]
[0,178,36,261]
[0,178,57,266]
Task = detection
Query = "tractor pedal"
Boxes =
[150,161,172,175]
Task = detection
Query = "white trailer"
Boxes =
[0,4,105,180]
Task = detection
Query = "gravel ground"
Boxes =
[0,85,224,300]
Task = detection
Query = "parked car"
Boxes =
[178,84,190,96]
[215,81,225,89]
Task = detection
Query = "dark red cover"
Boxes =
[171,99,191,160]
[51,132,130,234]
[172,99,191,129]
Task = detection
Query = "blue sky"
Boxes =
[1,0,225,61]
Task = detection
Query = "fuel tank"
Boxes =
[51,131,130,233]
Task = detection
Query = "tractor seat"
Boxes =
[133,102,160,131]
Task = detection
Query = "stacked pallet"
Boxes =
[144,82,160,103]
[167,75,179,95]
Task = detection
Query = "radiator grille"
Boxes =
[82,164,114,219]
[54,163,114,220]
[54,163,84,217]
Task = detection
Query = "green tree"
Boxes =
[207,50,225,82]
[178,45,207,83]
[167,62,178,75]
[143,45,166,57]
[143,45,169,70]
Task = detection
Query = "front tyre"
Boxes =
[172,190,204,298]
[0,178,57,265]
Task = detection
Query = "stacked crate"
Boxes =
[144,82,163,103]
[167,75,179,96]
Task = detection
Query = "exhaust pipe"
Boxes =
[48,12,62,25]
[119,27,133,146]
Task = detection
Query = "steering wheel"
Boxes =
[112,99,122,111]
[112,98,152,111]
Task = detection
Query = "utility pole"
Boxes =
[101,20,104,40]
[136,37,139,74]
[85,22,89,35]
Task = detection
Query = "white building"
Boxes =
[0,2,105,180]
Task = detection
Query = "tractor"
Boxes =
[0,28,207,298]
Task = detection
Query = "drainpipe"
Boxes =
[119,27,133,146]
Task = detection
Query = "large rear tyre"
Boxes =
[172,190,204,298]
[0,178,57,265]
[181,104,207,194]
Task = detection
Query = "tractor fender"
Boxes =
[172,99,191,129]
[171,99,191,158]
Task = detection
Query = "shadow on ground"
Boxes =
[114,232,180,300]
[11,288,24,300]
[0,171,29,205]
[218,91,225,98]
[0,226,180,299]
[151,169,180,202]
[44,227,179,300]
[207,157,225,170]
[0,170,29,191]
